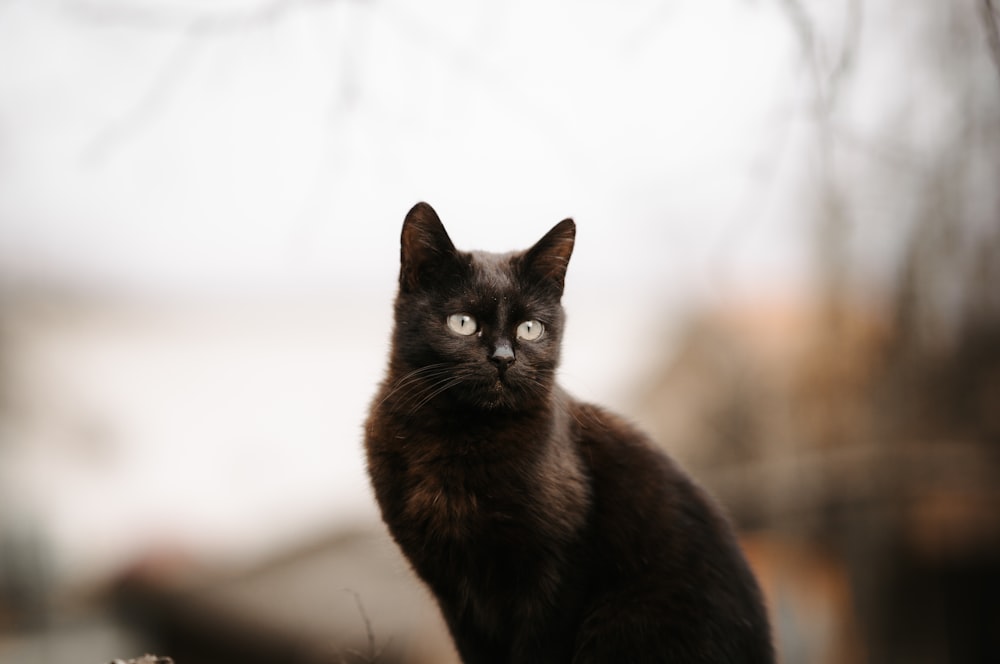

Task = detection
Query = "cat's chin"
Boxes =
[470,379,514,411]
[473,377,541,412]
[478,397,521,413]
[443,375,515,412]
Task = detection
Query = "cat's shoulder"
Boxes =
[561,392,643,441]
[558,390,687,478]
[560,394,648,450]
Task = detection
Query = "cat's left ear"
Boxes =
[523,218,575,295]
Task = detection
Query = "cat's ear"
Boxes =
[523,218,575,295]
[400,202,460,292]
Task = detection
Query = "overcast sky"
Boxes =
[0,0,818,304]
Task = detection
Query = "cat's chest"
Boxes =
[401,448,523,539]
[404,474,478,539]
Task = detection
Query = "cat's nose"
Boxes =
[490,342,516,370]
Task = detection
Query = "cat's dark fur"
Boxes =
[365,203,774,663]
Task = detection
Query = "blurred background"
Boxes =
[1,0,998,662]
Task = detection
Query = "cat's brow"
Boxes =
[468,252,518,300]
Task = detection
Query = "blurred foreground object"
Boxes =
[111,526,457,664]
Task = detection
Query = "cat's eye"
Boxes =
[447,313,478,336]
[516,320,544,341]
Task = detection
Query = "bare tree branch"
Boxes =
[829,0,863,97]
[777,0,862,114]
[71,0,369,164]
[777,0,825,109]
[65,0,342,34]
[980,0,1000,83]
[773,0,868,316]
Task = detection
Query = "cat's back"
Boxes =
[565,398,721,571]
[563,397,775,663]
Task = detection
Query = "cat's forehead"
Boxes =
[466,250,520,295]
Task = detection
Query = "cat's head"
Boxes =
[389,202,575,413]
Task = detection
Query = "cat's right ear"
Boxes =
[400,202,460,292]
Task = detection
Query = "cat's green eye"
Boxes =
[516,320,544,341]
[447,313,478,336]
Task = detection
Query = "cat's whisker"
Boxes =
[387,363,451,393]
[396,380,450,414]
[407,377,466,415]
[393,371,465,414]
[376,363,454,409]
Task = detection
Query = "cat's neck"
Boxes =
[377,366,568,459]
[383,384,555,432]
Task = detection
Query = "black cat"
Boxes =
[365,202,774,663]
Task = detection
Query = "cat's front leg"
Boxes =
[435,598,509,664]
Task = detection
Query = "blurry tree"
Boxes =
[768,0,1000,659]
[638,1,1000,662]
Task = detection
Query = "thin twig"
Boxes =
[341,588,388,663]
